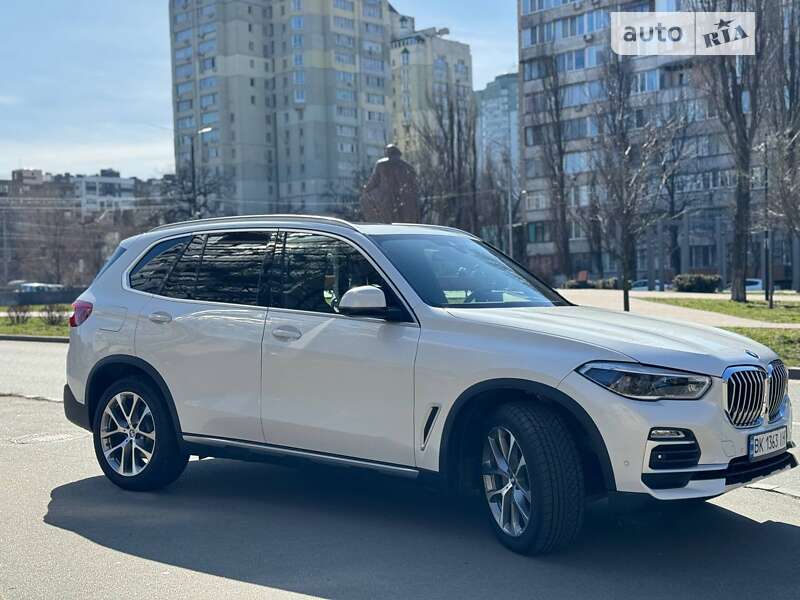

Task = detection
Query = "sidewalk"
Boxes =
[561,290,800,329]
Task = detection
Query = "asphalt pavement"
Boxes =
[1,394,800,599]
[2,340,800,599]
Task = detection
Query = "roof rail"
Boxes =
[149,214,358,233]
[390,222,476,237]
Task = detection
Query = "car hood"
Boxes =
[445,305,777,378]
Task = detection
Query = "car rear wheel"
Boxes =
[480,402,584,554]
[93,377,188,491]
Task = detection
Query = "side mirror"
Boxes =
[338,285,388,318]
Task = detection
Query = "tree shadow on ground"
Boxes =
[45,458,800,600]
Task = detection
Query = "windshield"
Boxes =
[371,234,568,308]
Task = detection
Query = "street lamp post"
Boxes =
[191,127,213,219]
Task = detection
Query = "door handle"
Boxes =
[271,325,302,341]
[148,311,173,324]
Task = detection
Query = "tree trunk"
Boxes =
[730,155,751,303]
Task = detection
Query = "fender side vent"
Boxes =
[421,406,440,450]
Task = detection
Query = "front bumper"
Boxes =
[64,384,91,431]
[559,371,798,500]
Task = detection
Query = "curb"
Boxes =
[0,334,69,344]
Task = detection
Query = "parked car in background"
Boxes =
[64,215,797,554]
[724,279,764,292]
[630,279,671,291]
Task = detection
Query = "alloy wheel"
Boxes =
[482,426,532,537]
[99,392,156,477]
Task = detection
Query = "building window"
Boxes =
[177,99,193,112]
[333,16,355,30]
[200,57,216,72]
[336,89,356,102]
[366,93,385,105]
[175,47,192,61]
[334,0,354,11]
[175,28,193,44]
[336,70,355,84]
[335,52,356,65]
[198,40,216,54]
[527,222,552,243]
[294,89,306,103]
[290,16,304,29]
[177,116,196,129]
[176,81,193,95]
[175,63,193,79]
[200,76,217,89]
[201,111,219,125]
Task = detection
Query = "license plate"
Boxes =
[749,427,787,461]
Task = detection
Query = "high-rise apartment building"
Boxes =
[518,0,798,288]
[389,8,473,155]
[475,73,520,182]
[169,0,393,216]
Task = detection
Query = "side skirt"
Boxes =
[182,434,421,480]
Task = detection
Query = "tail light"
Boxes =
[69,301,93,327]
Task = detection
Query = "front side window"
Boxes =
[271,232,395,314]
[372,234,567,308]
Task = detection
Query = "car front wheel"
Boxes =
[480,402,584,554]
[93,377,188,491]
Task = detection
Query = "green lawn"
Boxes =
[723,328,800,366]
[643,297,800,324]
[0,319,69,337]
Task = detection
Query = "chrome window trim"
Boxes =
[121,226,419,325]
[121,227,279,311]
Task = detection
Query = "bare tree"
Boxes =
[764,0,800,238]
[652,94,696,276]
[690,0,771,302]
[407,89,480,233]
[529,52,573,278]
[155,165,234,225]
[589,53,685,311]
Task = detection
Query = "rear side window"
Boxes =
[161,236,205,300]
[193,232,273,305]
[129,237,190,294]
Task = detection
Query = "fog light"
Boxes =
[649,428,690,441]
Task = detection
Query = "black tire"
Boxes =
[93,376,188,491]
[479,402,584,555]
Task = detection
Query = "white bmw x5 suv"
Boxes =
[65,215,797,554]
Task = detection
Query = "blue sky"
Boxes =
[0,0,518,180]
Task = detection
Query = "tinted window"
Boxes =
[372,234,567,308]
[129,237,190,294]
[194,231,272,305]
[272,232,392,314]
[161,236,205,299]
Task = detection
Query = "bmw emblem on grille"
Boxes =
[745,350,760,359]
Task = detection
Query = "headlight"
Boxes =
[578,361,711,401]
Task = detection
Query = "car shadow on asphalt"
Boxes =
[45,458,800,600]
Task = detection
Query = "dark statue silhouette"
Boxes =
[360,144,420,223]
